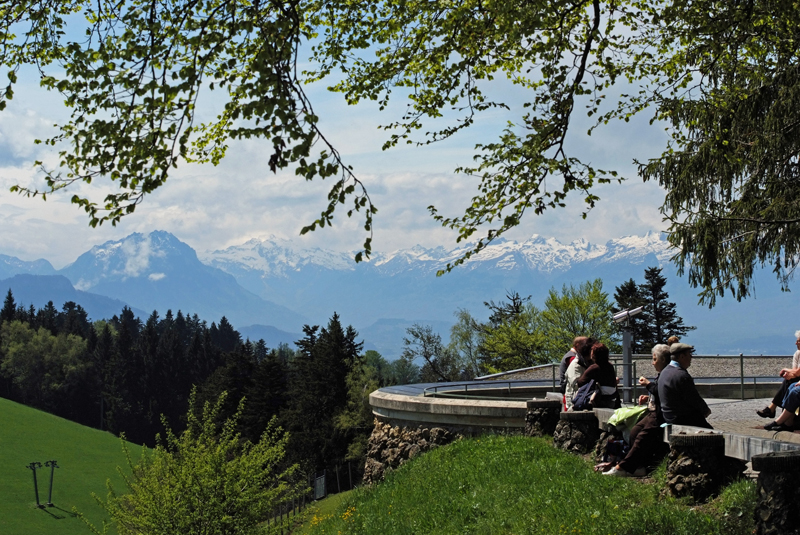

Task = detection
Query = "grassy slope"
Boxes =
[0,397,143,535]
[303,435,756,535]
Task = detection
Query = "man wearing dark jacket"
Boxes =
[658,343,713,429]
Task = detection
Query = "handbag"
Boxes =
[571,379,597,411]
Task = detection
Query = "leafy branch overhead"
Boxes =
[2,0,799,299]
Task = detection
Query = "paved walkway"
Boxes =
[706,397,800,445]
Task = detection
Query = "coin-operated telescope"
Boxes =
[613,307,644,402]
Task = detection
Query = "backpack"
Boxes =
[571,379,597,411]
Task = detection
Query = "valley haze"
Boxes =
[1,230,796,359]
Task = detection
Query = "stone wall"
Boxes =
[363,419,459,485]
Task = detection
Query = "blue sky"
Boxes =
[0,57,670,268]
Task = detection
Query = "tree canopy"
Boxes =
[3,0,798,299]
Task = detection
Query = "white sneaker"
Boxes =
[603,466,632,477]
[632,467,647,477]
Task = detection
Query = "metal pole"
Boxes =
[740,353,745,400]
[622,326,633,403]
[27,462,42,507]
[44,460,58,506]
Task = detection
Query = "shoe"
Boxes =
[632,467,647,477]
[602,466,632,477]
[757,406,776,418]
[764,421,793,432]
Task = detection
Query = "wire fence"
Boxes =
[263,462,360,534]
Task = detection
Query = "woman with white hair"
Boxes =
[756,330,800,419]
[604,344,671,477]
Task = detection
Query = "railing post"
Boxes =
[740,353,744,400]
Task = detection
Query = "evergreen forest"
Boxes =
[0,290,397,486]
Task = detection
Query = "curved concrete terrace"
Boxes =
[370,382,528,433]
[371,381,800,460]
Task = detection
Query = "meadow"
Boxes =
[302,434,756,535]
[1,398,757,535]
[0,397,141,535]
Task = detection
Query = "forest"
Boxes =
[0,267,689,486]
[0,290,389,484]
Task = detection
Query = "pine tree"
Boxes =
[1,289,16,325]
[637,267,695,350]
[242,348,289,443]
[613,278,648,354]
[283,314,363,472]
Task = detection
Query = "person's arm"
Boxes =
[781,368,800,381]
[577,364,599,387]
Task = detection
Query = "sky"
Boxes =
[0,53,671,269]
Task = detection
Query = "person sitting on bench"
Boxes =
[604,343,671,477]
[756,330,800,419]
[658,343,712,429]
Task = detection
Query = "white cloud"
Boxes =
[148,272,166,281]
[0,64,672,266]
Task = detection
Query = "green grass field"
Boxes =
[302,435,757,535]
[0,397,143,535]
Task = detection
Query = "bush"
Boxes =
[81,391,298,535]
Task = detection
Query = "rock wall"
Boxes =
[363,420,458,485]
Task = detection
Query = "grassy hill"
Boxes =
[0,397,143,535]
[302,435,756,535]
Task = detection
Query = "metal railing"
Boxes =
[432,354,789,401]
[423,379,552,401]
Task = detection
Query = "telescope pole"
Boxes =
[622,324,633,403]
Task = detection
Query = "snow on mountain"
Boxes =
[0,254,56,280]
[58,231,309,332]
[200,235,357,277]
[203,232,675,276]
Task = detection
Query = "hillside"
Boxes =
[0,397,143,535]
[304,435,755,535]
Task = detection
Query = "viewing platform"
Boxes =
[370,380,800,461]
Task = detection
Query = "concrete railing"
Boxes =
[370,384,800,460]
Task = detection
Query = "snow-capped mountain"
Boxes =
[58,231,309,332]
[2,230,797,356]
[202,235,357,277]
[201,231,673,277]
[0,254,56,280]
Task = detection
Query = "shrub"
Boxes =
[81,391,298,535]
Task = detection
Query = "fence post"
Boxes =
[740,353,745,400]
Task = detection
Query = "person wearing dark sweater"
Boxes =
[577,342,619,409]
[658,343,712,429]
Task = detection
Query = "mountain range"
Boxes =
[1,231,796,357]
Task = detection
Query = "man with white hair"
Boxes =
[755,330,800,420]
